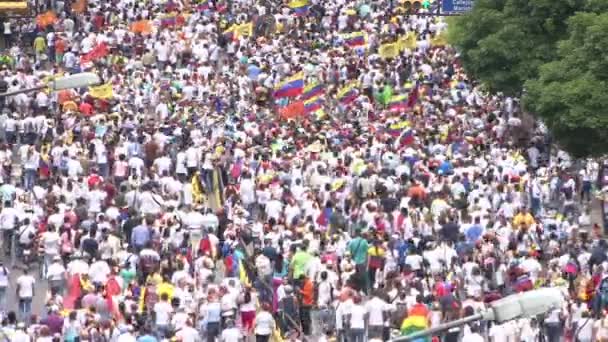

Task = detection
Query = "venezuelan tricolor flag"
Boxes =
[288,0,309,16]
[387,120,410,137]
[304,96,324,113]
[161,14,177,27]
[342,31,366,47]
[395,129,415,148]
[337,82,359,104]
[274,72,305,98]
[400,315,429,341]
[302,81,324,100]
[197,0,210,11]
[388,94,408,112]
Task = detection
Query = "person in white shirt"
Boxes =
[575,311,593,342]
[88,258,111,285]
[16,268,35,322]
[153,293,173,338]
[221,319,242,342]
[365,292,389,340]
[11,323,30,342]
[518,318,540,342]
[0,262,8,310]
[174,319,199,342]
[0,200,18,256]
[67,253,90,276]
[86,186,107,214]
[115,325,137,342]
[46,255,66,295]
[347,297,367,342]
[254,304,275,341]
[41,226,60,278]
[462,324,485,342]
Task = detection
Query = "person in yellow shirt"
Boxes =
[33,34,46,62]
[367,239,386,290]
[156,275,175,301]
[513,208,536,230]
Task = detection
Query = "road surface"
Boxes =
[0,252,48,320]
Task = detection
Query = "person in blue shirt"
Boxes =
[204,296,222,341]
[394,236,409,269]
[438,160,453,175]
[465,217,484,243]
[131,218,152,252]
[136,327,158,342]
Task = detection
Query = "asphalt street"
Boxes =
[1,251,48,320]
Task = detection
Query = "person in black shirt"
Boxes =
[81,228,99,259]
[122,210,141,246]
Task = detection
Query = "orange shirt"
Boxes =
[300,279,314,306]
[408,185,426,199]
[408,303,429,318]
[55,39,66,54]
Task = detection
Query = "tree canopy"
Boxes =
[524,13,608,158]
[447,0,608,157]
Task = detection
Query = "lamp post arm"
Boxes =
[0,85,48,98]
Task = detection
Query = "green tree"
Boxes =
[524,13,608,157]
[447,0,586,96]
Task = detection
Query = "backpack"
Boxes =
[564,261,578,276]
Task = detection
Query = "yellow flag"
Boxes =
[273,327,285,342]
[379,42,399,59]
[191,172,204,204]
[238,263,251,287]
[430,32,447,47]
[235,22,253,37]
[397,32,417,51]
[89,83,113,99]
[288,0,308,8]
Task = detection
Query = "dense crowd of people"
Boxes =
[0,0,605,341]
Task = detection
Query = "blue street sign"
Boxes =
[441,0,474,13]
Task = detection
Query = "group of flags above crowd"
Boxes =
[272,73,420,115]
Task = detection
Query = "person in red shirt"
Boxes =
[93,12,105,31]
[408,295,430,318]
[79,100,93,117]
[87,170,102,189]
[55,36,66,64]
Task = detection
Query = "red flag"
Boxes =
[279,100,305,120]
[63,274,82,310]
[80,42,109,65]
[407,84,419,108]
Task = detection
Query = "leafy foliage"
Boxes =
[524,13,608,157]
[448,0,608,157]
[447,0,586,96]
